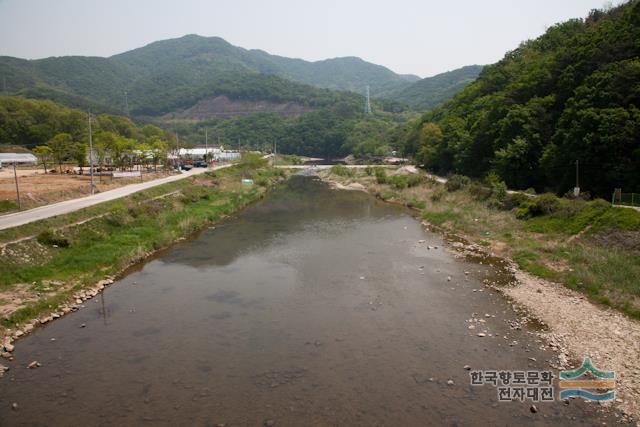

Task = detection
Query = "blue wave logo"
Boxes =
[559,358,615,401]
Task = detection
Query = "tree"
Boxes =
[416,123,443,167]
[47,133,73,173]
[33,145,52,174]
[149,137,168,172]
[70,141,87,174]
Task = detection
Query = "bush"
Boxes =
[446,174,471,192]
[331,165,355,177]
[516,193,562,219]
[431,188,447,202]
[375,168,387,184]
[385,174,423,190]
[238,152,268,170]
[364,166,374,176]
[501,192,530,210]
[37,230,69,248]
[468,182,492,201]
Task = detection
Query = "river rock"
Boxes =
[14,330,24,338]
[447,379,454,385]
[477,333,486,337]
[27,361,41,369]
[11,402,18,411]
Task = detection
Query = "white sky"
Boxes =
[0,0,625,78]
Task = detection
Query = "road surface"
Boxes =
[0,165,229,231]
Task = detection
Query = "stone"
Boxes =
[27,361,41,369]
[463,365,471,370]
[11,402,18,411]
[80,323,86,328]
[264,419,276,426]
[14,330,24,338]
[530,405,538,414]
[477,333,486,337]
[447,379,454,385]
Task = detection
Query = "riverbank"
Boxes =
[318,166,640,422]
[0,161,287,361]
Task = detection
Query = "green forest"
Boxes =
[2,1,640,196]
[405,1,640,197]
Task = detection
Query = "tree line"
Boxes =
[0,96,172,172]
[404,1,640,197]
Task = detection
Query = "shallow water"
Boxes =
[0,176,615,426]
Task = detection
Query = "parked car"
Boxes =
[193,161,208,168]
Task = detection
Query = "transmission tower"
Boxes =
[364,85,372,115]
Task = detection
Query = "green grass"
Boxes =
[0,200,17,213]
[422,210,462,226]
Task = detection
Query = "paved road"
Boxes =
[0,165,230,231]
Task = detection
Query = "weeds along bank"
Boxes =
[0,162,287,348]
[321,166,640,320]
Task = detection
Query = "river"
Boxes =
[0,175,615,426]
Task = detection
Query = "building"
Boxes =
[169,145,240,162]
[0,153,38,168]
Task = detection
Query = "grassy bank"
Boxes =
[322,166,640,320]
[0,160,286,333]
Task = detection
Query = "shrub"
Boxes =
[37,230,69,248]
[431,188,447,202]
[446,174,471,192]
[501,192,530,210]
[516,193,561,219]
[468,182,492,201]
[364,166,374,176]
[375,168,387,184]
[331,165,355,177]
[238,152,268,170]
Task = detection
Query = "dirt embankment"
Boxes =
[164,95,314,120]
[318,169,640,423]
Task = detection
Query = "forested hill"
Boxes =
[385,65,484,110]
[406,1,640,197]
[0,35,416,116]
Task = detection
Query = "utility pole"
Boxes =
[175,132,179,168]
[124,91,130,117]
[205,128,208,162]
[13,162,21,210]
[88,111,95,194]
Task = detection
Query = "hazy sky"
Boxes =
[0,0,624,78]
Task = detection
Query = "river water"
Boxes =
[0,176,615,426]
